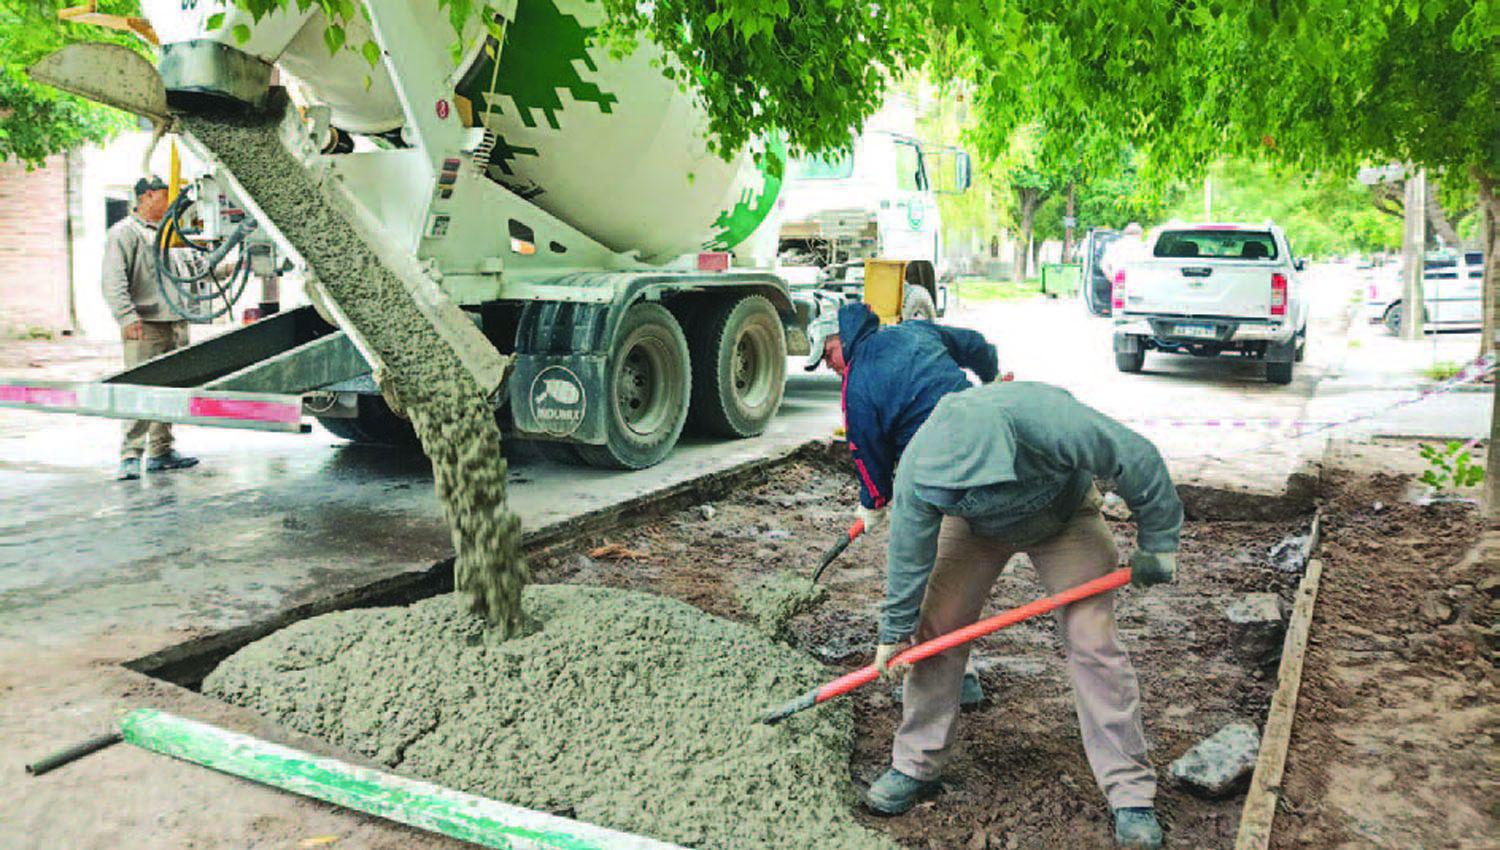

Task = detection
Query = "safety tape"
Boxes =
[1126,354,1495,437]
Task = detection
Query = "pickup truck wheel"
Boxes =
[1266,360,1295,385]
[901,284,937,321]
[317,395,418,446]
[1294,331,1307,363]
[576,303,690,470]
[687,294,787,438]
[1383,303,1429,336]
[1115,349,1145,373]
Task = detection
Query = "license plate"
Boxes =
[1171,323,1217,339]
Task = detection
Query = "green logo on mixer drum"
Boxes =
[457,0,620,132]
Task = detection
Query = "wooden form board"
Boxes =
[1233,555,1325,850]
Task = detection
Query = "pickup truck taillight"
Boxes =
[1112,271,1126,311]
[1270,273,1287,317]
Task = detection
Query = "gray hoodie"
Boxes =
[101,214,169,325]
[880,381,1182,642]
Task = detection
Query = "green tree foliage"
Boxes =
[1157,159,1402,256]
[0,1,147,166]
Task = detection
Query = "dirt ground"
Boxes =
[1270,470,1497,850]
[527,448,1313,849]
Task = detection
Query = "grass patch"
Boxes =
[953,277,1045,302]
[1422,361,1463,381]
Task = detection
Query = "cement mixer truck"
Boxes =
[0,0,968,468]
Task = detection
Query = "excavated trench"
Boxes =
[136,444,1323,848]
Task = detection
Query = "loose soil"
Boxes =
[1271,471,1496,850]
[524,451,1314,849]
[183,96,530,638]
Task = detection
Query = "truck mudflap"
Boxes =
[0,379,311,433]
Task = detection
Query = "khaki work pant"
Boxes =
[120,320,189,460]
[891,495,1156,809]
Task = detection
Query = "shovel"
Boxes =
[761,567,1132,724]
[810,517,866,584]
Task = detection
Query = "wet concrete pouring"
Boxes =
[167,444,1334,849]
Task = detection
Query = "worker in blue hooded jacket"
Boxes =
[822,301,1002,705]
[863,381,1182,850]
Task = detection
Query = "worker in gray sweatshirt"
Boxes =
[864,380,1182,850]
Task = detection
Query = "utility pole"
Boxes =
[1400,168,1427,340]
[1480,176,1498,520]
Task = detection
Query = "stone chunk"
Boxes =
[1225,593,1284,665]
[1169,721,1261,797]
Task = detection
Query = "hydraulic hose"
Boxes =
[154,189,257,323]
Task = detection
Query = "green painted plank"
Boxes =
[119,709,686,850]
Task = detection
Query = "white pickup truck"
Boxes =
[1111,222,1310,384]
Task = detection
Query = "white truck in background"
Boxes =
[776,101,970,363]
[1111,222,1310,384]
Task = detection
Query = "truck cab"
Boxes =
[776,123,969,334]
[1111,222,1310,384]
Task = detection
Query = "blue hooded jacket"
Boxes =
[839,302,998,509]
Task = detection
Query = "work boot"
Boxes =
[864,768,940,815]
[146,450,199,473]
[1113,807,1164,849]
[117,457,141,481]
[895,671,985,708]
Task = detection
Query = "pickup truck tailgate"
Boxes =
[1125,259,1274,318]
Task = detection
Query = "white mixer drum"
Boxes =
[454,0,783,263]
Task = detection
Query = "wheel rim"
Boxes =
[731,322,776,410]
[615,331,675,438]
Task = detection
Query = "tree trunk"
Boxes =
[1425,190,1464,249]
[1062,183,1076,261]
[1400,170,1427,340]
[1477,171,1498,520]
[1011,190,1038,284]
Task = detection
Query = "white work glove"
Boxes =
[858,504,887,535]
[1129,550,1177,588]
[874,642,912,682]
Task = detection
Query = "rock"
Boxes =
[1477,573,1500,596]
[965,830,989,850]
[1225,593,1285,665]
[698,504,717,521]
[1267,534,1309,573]
[763,529,793,541]
[972,654,1048,679]
[1101,491,1131,520]
[1418,595,1454,625]
[1169,721,1261,797]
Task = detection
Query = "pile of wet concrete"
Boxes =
[204,584,899,850]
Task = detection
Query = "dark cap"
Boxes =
[133,176,168,197]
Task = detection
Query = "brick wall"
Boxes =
[0,155,72,335]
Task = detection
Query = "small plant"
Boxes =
[1418,441,1485,491]
[1422,361,1462,381]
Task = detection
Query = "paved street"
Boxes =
[0,262,1490,848]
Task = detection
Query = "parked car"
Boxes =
[1080,228,1121,316]
[1370,251,1485,334]
[1112,222,1310,384]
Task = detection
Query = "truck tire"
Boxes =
[1294,330,1307,363]
[1266,360,1294,385]
[575,303,691,470]
[902,284,937,321]
[1115,350,1145,373]
[317,395,418,446]
[687,294,787,438]
[1383,303,1429,336]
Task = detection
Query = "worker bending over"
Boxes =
[866,381,1181,850]
[823,301,1004,706]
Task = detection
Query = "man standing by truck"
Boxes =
[863,381,1181,850]
[822,301,1002,704]
[103,176,200,481]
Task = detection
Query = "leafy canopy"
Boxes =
[0,0,147,166]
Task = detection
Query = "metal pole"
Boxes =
[118,709,688,850]
[1400,169,1427,340]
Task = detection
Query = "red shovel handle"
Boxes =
[763,567,1132,724]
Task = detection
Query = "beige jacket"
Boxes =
[101,214,171,325]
